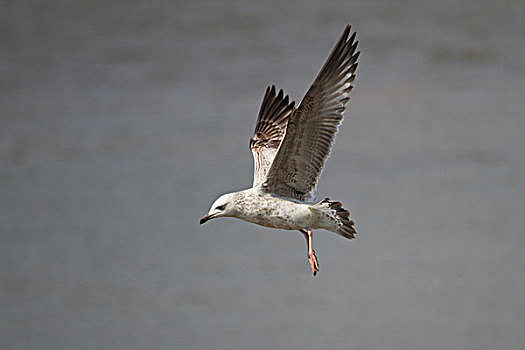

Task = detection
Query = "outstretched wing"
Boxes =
[262,25,360,201]
[250,85,295,186]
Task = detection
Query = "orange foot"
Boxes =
[308,250,320,276]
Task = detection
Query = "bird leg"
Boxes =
[299,228,319,276]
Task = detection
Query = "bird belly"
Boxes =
[249,214,297,230]
[239,198,313,230]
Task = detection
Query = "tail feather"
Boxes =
[315,198,357,239]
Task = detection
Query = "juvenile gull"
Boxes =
[201,25,360,276]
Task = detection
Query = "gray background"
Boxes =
[2,0,524,349]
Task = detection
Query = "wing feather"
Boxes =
[250,85,295,186]
[262,25,360,201]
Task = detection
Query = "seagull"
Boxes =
[200,25,360,276]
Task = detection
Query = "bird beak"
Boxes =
[200,214,212,225]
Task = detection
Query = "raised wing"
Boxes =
[250,85,295,186]
[262,25,359,201]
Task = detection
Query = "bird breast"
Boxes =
[237,192,313,230]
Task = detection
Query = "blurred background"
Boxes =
[1,0,524,349]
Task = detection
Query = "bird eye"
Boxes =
[216,204,226,211]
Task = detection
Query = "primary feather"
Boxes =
[262,25,360,202]
[250,85,295,186]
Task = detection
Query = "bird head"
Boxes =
[200,193,237,224]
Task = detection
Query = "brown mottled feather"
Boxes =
[250,85,295,186]
[262,25,360,201]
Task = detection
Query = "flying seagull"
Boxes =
[201,25,360,276]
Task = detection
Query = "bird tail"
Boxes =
[312,198,357,239]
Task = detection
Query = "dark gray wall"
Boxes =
[2,0,524,349]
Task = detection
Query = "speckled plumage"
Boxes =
[227,189,315,230]
[201,25,360,275]
[220,189,354,237]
